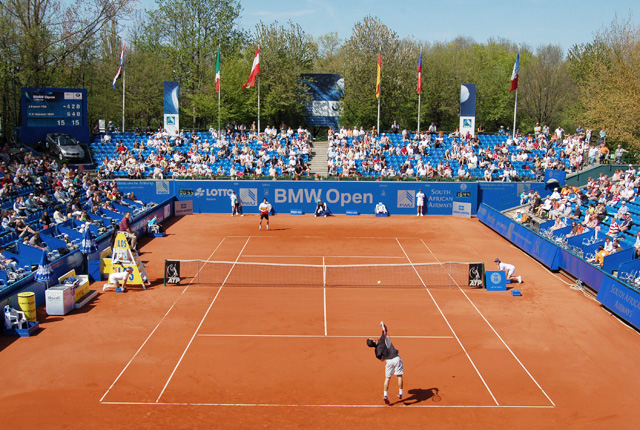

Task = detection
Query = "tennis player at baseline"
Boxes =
[367,322,404,404]
[258,198,271,231]
[494,258,523,283]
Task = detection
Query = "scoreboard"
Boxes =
[19,87,90,144]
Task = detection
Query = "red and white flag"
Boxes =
[417,50,422,95]
[510,50,519,92]
[112,42,125,90]
[242,45,260,89]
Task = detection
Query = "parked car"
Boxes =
[45,133,85,160]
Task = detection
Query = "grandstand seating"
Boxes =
[89,132,311,178]
[328,132,571,180]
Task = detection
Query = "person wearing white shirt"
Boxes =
[494,258,522,283]
[416,189,426,216]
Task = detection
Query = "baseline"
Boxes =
[395,237,500,406]
[420,238,555,407]
[99,237,228,403]
[154,237,251,403]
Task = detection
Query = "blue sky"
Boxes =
[140,0,638,52]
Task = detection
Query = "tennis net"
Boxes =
[164,260,485,289]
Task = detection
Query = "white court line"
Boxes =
[323,256,327,336]
[395,238,500,406]
[420,239,556,407]
[155,237,251,403]
[228,236,417,240]
[100,401,554,409]
[241,255,406,259]
[99,237,228,403]
[197,334,454,339]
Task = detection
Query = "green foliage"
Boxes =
[1,3,637,143]
[254,21,316,127]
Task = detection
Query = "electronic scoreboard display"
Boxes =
[19,87,90,144]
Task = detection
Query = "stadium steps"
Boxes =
[309,141,328,177]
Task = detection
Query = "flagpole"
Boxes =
[417,47,422,134]
[257,74,261,135]
[217,45,221,137]
[377,47,381,136]
[122,53,125,133]
[512,88,518,138]
[377,93,381,136]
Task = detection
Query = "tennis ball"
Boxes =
[378,280,381,284]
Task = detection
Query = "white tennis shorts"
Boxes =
[506,267,516,278]
[385,356,404,378]
[109,271,129,284]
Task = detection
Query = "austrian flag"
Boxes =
[510,50,519,92]
[243,45,260,89]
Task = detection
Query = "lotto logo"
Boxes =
[397,190,415,208]
[239,188,258,206]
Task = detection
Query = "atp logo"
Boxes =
[166,116,176,125]
[239,188,258,206]
[397,190,415,208]
[463,118,473,127]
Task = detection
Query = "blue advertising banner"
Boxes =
[116,180,479,216]
[478,182,542,211]
[544,169,567,187]
[597,278,640,329]
[460,83,476,137]
[301,74,343,128]
[477,204,560,269]
[485,270,507,291]
[163,81,179,135]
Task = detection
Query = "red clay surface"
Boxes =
[2,214,640,429]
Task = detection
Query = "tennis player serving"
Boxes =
[367,321,404,404]
[258,198,271,231]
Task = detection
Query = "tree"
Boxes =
[253,21,317,128]
[520,45,576,132]
[341,16,416,131]
[143,0,245,128]
[569,17,640,147]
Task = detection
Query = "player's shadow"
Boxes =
[397,387,439,405]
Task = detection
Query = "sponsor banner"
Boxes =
[544,169,567,188]
[164,81,179,135]
[170,180,478,216]
[460,116,475,138]
[301,73,343,128]
[164,114,179,136]
[597,277,640,330]
[468,263,484,287]
[477,204,560,270]
[460,84,476,136]
[165,260,181,285]
[485,270,506,291]
[452,201,471,218]
[174,200,193,216]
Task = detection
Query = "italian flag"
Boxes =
[215,46,221,93]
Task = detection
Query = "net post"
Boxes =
[481,262,486,289]
[163,260,167,286]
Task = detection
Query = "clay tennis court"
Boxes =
[2,214,640,429]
